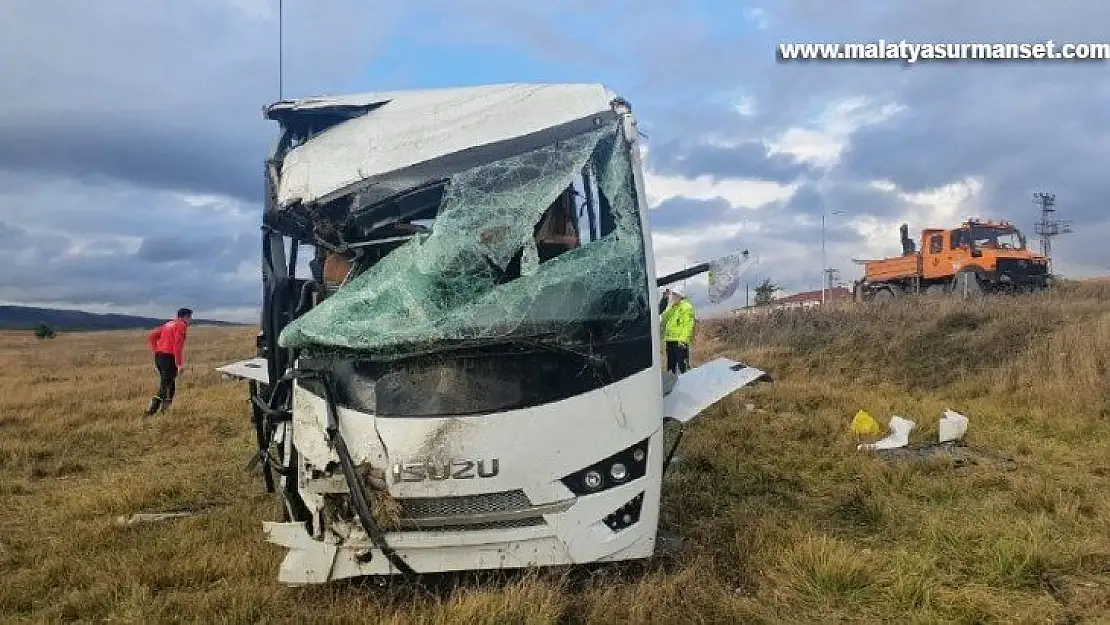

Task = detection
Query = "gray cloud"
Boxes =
[763,181,914,226]
[0,246,260,313]
[136,238,203,264]
[135,233,253,265]
[0,172,261,317]
[0,0,395,196]
[0,171,256,241]
[0,221,32,250]
[0,117,263,202]
[647,198,736,231]
[640,101,767,145]
[0,221,260,311]
[649,140,812,184]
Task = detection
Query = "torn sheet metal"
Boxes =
[115,511,208,526]
[278,118,647,356]
[216,357,269,384]
[662,358,771,424]
[272,83,620,208]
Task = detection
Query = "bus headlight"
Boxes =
[610,463,628,482]
[560,437,649,496]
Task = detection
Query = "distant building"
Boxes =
[731,287,851,315]
[770,287,851,309]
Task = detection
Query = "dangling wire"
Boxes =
[278,0,284,100]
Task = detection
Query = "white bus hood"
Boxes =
[268,83,621,208]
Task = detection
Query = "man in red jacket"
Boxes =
[145,308,192,415]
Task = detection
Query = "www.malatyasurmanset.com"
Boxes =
[777,40,1110,63]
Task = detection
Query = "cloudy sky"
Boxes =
[2,0,1107,321]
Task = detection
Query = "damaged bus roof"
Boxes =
[264,83,624,209]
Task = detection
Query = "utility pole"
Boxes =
[823,267,841,295]
[1033,191,1072,274]
[821,208,846,304]
[821,209,826,304]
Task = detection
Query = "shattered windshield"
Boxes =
[277,118,651,361]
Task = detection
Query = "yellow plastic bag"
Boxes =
[850,409,881,437]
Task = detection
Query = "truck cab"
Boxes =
[921,220,1048,289]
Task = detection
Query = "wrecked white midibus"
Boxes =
[217,83,769,585]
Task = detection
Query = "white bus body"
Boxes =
[217,83,768,585]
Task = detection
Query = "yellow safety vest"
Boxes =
[660,299,695,345]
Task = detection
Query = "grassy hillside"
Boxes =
[0,305,244,331]
[1,284,1108,623]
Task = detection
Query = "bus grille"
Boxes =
[398,490,533,520]
[408,517,547,533]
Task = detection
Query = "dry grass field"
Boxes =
[2,282,1110,623]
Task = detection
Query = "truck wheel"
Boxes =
[925,283,947,296]
[872,287,896,301]
[952,270,983,298]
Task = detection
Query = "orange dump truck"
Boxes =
[852,219,1051,301]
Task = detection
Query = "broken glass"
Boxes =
[277,119,649,358]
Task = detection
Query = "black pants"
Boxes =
[154,352,178,402]
[666,341,689,374]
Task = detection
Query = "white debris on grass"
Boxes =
[857,415,915,451]
[938,409,969,443]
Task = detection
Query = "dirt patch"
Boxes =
[422,418,464,462]
[871,441,1018,471]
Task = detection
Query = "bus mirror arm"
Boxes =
[657,262,711,287]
